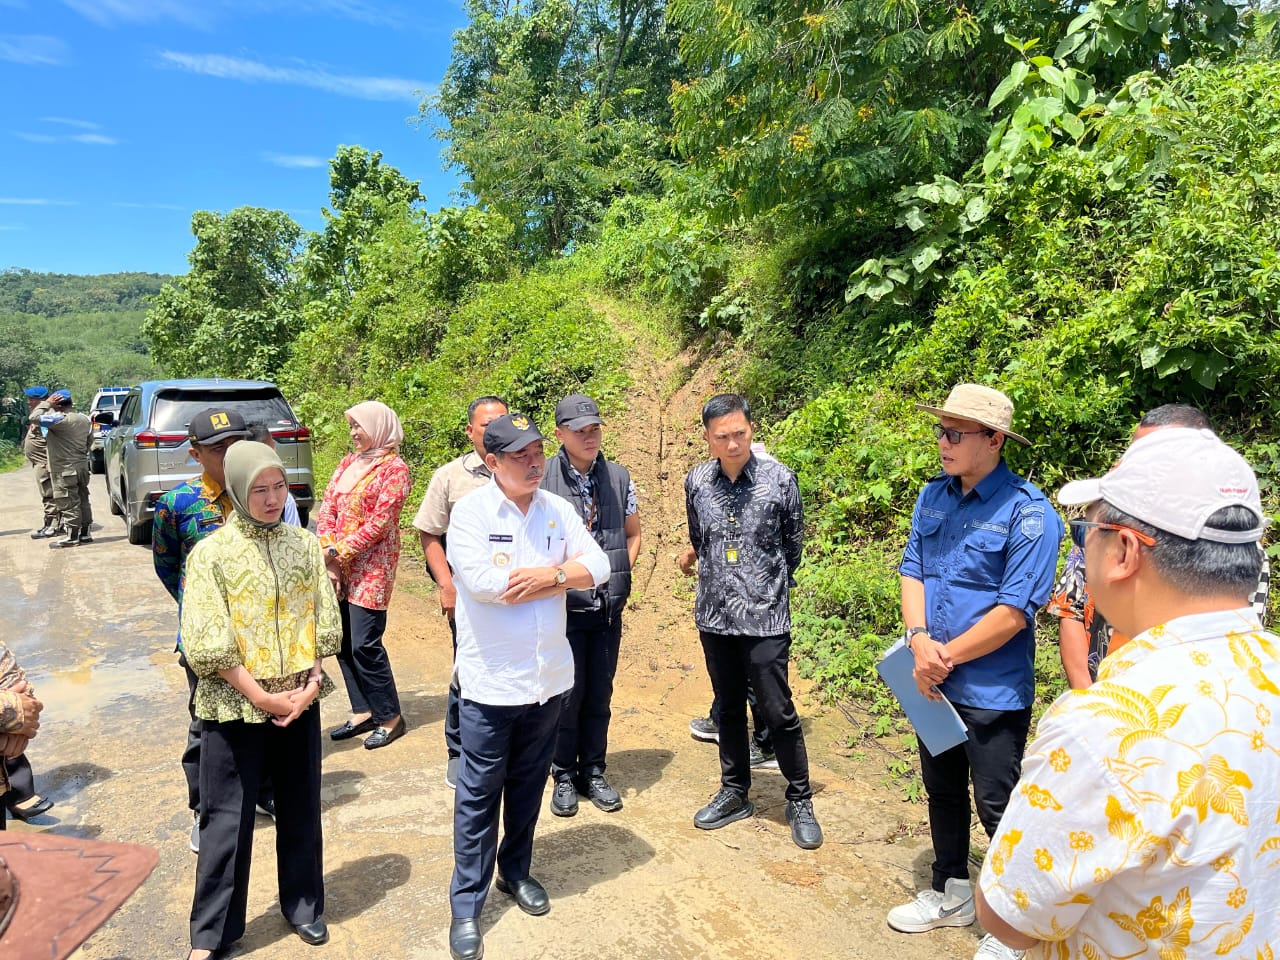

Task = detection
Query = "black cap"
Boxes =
[554,394,603,430]
[482,413,546,454]
[188,408,250,445]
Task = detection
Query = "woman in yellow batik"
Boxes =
[181,441,341,960]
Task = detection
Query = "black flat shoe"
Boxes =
[7,795,54,821]
[363,717,406,750]
[495,875,550,916]
[294,917,329,945]
[329,717,378,741]
[449,917,483,960]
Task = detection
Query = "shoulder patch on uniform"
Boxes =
[1019,504,1045,540]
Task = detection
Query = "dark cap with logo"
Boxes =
[188,408,250,445]
[554,394,603,430]
[483,412,546,454]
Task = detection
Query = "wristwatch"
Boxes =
[554,566,567,586]
[904,626,930,647]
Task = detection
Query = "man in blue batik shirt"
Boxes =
[887,384,1063,960]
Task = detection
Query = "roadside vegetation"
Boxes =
[19,0,1277,789]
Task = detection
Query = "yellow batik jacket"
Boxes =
[181,514,342,723]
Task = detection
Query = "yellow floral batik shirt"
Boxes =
[181,514,342,723]
[980,608,1280,960]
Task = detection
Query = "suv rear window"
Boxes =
[151,388,297,433]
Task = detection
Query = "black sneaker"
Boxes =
[445,756,459,790]
[550,778,579,817]
[584,774,623,812]
[749,742,779,769]
[688,716,720,742]
[693,787,753,830]
[255,798,276,820]
[786,798,823,849]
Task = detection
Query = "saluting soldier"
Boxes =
[31,389,93,549]
[21,386,62,539]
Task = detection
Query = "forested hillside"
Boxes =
[139,0,1280,713]
[0,269,166,455]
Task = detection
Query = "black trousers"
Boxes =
[699,631,811,802]
[190,706,324,951]
[180,652,273,813]
[919,702,1032,891]
[337,600,401,722]
[450,693,564,919]
[2,753,36,805]
[445,617,461,760]
[709,685,772,752]
[551,610,622,783]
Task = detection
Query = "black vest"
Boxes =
[540,450,633,622]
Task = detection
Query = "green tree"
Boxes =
[143,207,303,380]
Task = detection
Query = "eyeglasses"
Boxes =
[1069,519,1157,549]
[932,423,993,444]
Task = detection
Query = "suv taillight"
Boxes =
[274,426,312,442]
[135,430,188,448]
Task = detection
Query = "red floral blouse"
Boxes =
[316,452,412,611]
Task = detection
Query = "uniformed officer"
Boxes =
[444,412,610,960]
[412,395,509,789]
[540,394,641,817]
[31,390,93,549]
[887,383,1063,960]
[21,386,61,539]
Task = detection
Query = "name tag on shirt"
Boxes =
[489,534,513,542]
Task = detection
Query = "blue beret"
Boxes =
[50,389,71,402]
[23,386,49,399]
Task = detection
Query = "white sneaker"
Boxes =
[887,877,975,932]
[974,933,1024,960]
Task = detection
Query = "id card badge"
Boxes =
[724,515,742,566]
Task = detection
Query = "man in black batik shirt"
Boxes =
[678,393,822,850]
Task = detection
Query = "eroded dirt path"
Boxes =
[0,308,986,959]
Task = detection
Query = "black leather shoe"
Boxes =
[7,795,54,821]
[495,875,550,916]
[693,787,754,830]
[77,525,94,544]
[363,716,406,750]
[585,774,623,812]
[786,798,824,849]
[50,531,80,549]
[449,917,483,960]
[329,717,378,741]
[294,917,329,945]
[549,778,578,817]
[30,525,58,539]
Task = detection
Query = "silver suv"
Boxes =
[104,379,316,544]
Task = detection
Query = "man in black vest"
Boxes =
[540,394,641,817]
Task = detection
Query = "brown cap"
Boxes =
[0,832,158,960]
[915,383,1030,445]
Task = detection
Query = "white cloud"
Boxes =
[61,0,209,27]
[0,225,25,231]
[263,152,328,169]
[0,198,77,205]
[43,116,100,129]
[159,51,432,102]
[14,132,58,143]
[0,34,68,66]
[71,132,119,144]
[14,124,119,146]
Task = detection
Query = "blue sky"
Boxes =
[0,0,468,277]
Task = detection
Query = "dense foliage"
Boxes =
[131,1,1280,779]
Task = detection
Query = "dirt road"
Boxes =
[0,367,984,959]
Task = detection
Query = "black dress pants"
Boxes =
[190,706,324,951]
[2,753,36,804]
[551,610,622,783]
[699,631,811,802]
[918,702,1032,892]
[180,652,272,813]
[709,685,773,753]
[450,693,564,919]
[445,617,461,760]
[337,600,401,722]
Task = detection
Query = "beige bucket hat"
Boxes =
[916,383,1030,446]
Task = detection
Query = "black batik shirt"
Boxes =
[684,454,803,636]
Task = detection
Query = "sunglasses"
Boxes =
[932,423,993,444]
[1069,519,1157,549]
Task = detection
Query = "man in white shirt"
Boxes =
[444,412,610,960]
